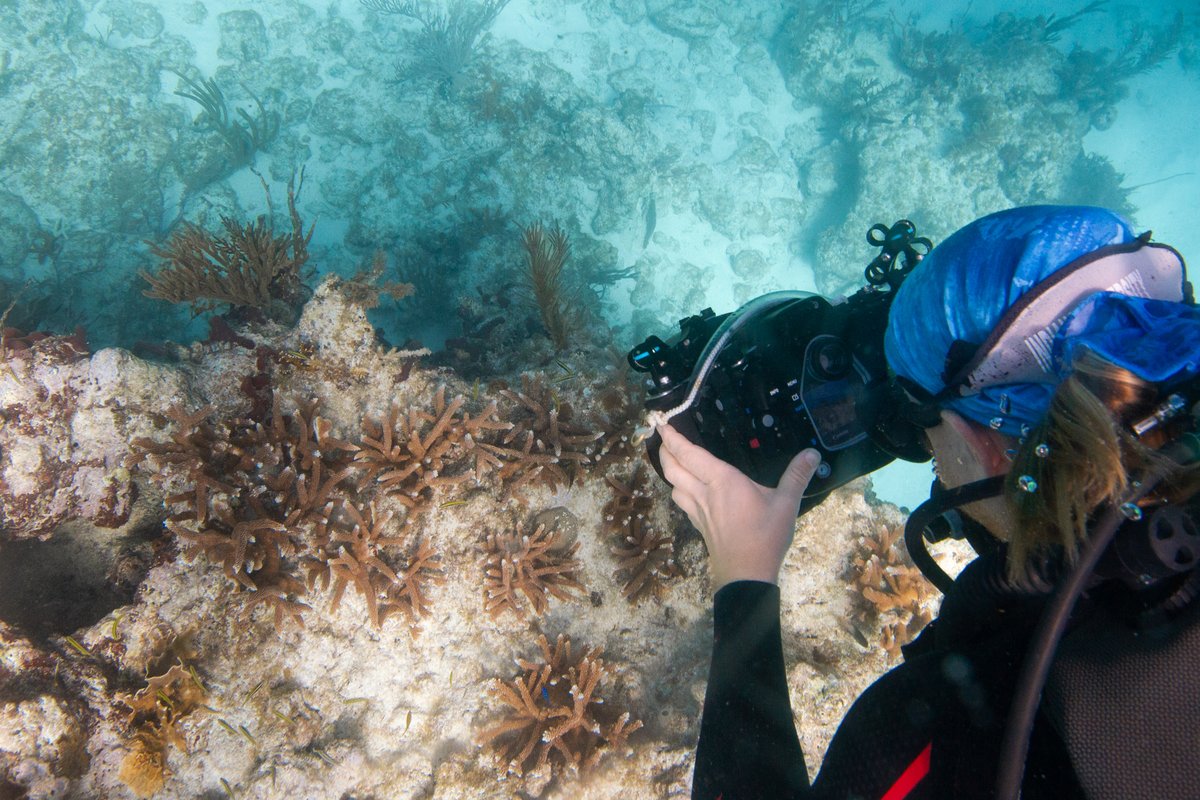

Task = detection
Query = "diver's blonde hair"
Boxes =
[1006,349,1200,575]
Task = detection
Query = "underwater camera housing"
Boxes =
[628,221,932,513]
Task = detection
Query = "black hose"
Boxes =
[993,477,1162,800]
[904,476,1007,594]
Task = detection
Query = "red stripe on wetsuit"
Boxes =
[881,742,932,800]
[712,741,930,800]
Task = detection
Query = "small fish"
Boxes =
[245,679,265,700]
[555,359,572,373]
[238,725,257,746]
[541,686,550,703]
[110,614,123,638]
[403,710,412,735]
[189,665,205,691]
[64,636,90,657]
[448,669,454,686]
[343,697,370,705]
[220,777,235,798]
[313,747,337,766]
[156,691,175,711]
[217,718,238,736]
[848,624,870,649]
[272,709,295,725]
[440,500,467,508]
[641,195,656,250]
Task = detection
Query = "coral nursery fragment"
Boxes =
[478,633,642,781]
[304,499,445,633]
[128,396,358,630]
[848,523,937,659]
[481,521,586,619]
[352,385,513,515]
[603,466,678,602]
[478,374,603,495]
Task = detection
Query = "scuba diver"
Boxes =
[633,205,1200,798]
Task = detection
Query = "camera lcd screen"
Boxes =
[802,378,870,450]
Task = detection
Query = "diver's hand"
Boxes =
[657,423,821,592]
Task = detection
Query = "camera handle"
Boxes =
[865,220,932,290]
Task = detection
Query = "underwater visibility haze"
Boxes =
[0,0,1197,797]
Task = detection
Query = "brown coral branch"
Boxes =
[482,522,586,619]
[848,523,938,660]
[603,467,678,602]
[479,633,642,780]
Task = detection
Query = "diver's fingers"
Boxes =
[670,484,700,524]
[658,423,727,485]
[658,434,704,497]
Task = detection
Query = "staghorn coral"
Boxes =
[474,374,603,496]
[603,466,678,603]
[481,521,586,619]
[351,385,513,519]
[128,395,359,630]
[305,499,445,633]
[478,633,642,781]
[848,523,937,660]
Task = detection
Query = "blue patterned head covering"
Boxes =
[884,205,1197,436]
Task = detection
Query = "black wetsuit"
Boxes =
[692,548,1200,800]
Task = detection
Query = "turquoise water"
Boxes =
[1,0,1197,508]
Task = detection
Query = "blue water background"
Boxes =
[0,0,1196,509]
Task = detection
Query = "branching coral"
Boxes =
[129,396,359,630]
[474,374,603,496]
[478,633,642,780]
[603,467,678,602]
[481,521,586,619]
[131,386,481,634]
[351,385,513,517]
[848,523,937,660]
[304,500,444,633]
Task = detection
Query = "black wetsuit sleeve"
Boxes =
[691,581,943,800]
[692,580,810,799]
